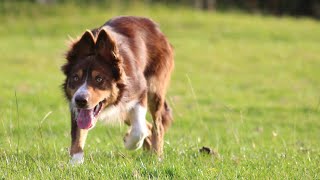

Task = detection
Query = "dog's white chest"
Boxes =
[98,100,138,123]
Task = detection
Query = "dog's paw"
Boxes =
[70,152,84,166]
[124,127,149,150]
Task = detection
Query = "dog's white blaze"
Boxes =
[70,152,84,165]
[124,104,149,150]
[71,81,89,106]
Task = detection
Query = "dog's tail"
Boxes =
[161,100,173,132]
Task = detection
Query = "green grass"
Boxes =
[1,2,320,179]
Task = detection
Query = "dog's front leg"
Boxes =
[70,112,88,165]
[124,103,150,150]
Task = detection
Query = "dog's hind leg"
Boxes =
[144,36,174,155]
[147,76,173,155]
[69,111,88,165]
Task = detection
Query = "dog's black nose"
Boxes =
[75,95,88,108]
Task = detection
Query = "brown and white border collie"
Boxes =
[61,16,174,164]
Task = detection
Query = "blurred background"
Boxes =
[9,0,320,19]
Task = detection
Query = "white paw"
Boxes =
[70,152,84,166]
[124,127,149,150]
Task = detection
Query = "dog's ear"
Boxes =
[96,28,125,82]
[68,30,95,60]
[95,28,118,59]
[62,30,95,75]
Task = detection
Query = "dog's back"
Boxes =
[97,16,174,78]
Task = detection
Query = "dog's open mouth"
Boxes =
[76,100,105,129]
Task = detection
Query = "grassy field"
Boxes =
[1,2,320,179]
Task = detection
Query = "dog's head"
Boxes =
[62,29,125,130]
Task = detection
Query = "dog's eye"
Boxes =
[72,75,79,82]
[95,76,103,83]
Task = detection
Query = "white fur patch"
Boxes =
[70,152,84,165]
[124,104,149,150]
[99,100,138,124]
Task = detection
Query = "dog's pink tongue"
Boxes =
[77,109,94,129]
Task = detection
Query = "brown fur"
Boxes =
[62,16,174,156]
